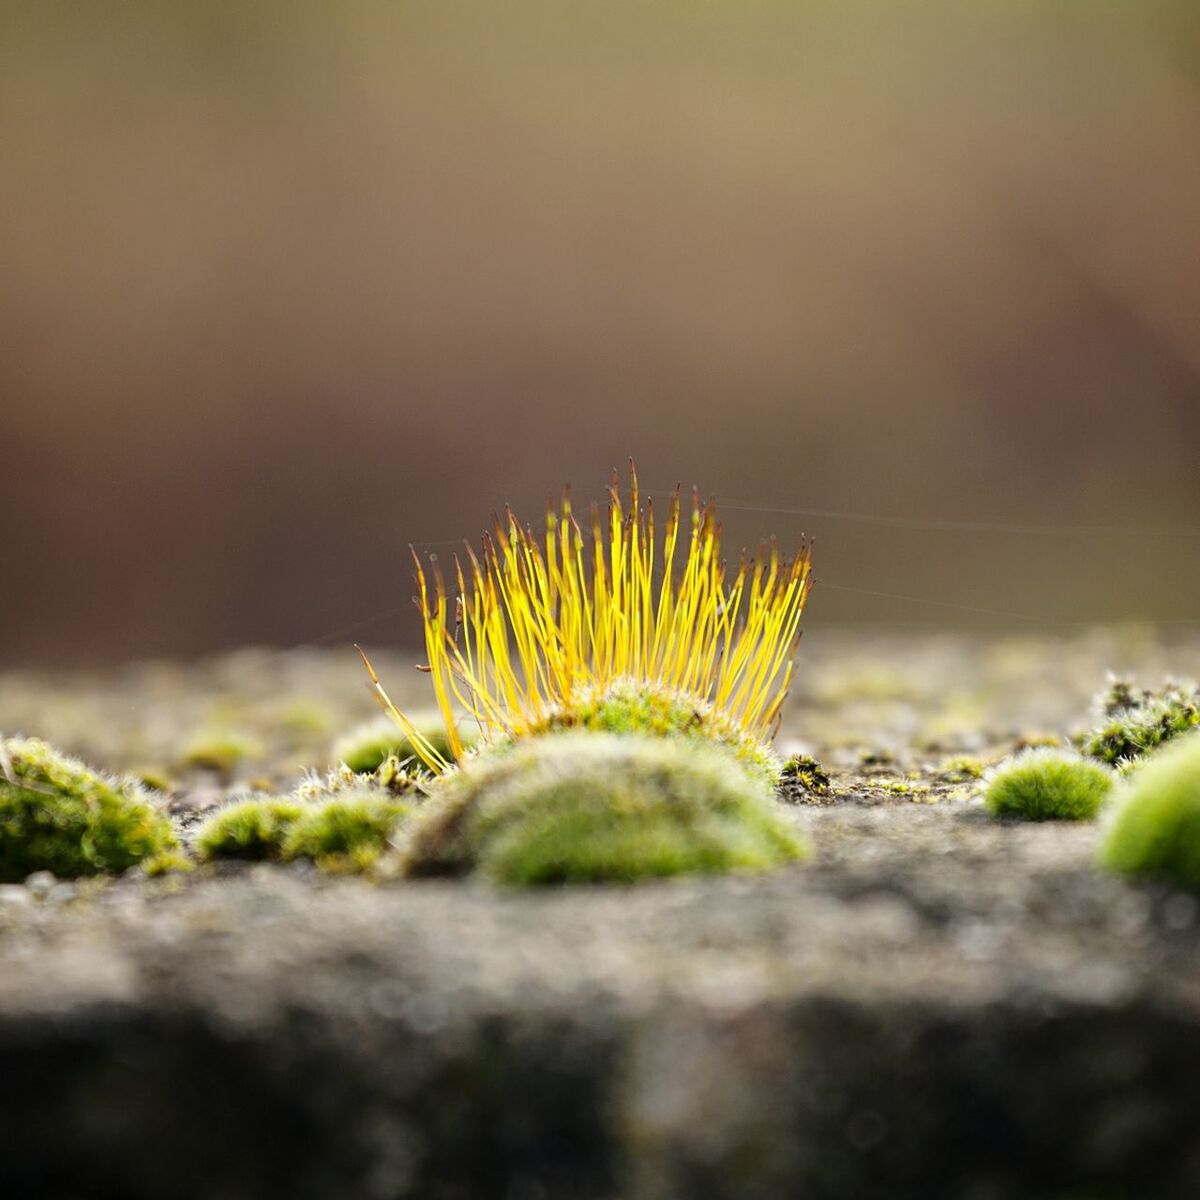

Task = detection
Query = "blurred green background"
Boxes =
[3,1,1199,663]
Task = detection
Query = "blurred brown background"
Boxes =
[3,0,1199,665]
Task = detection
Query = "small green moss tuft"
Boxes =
[282,794,411,870]
[520,679,782,785]
[332,712,472,775]
[401,732,807,886]
[940,755,985,783]
[194,798,306,861]
[1099,675,1147,718]
[858,748,896,768]
[779,753,831,797]
[277,700,331,737]
[142,849,195,877]
[181,728,264,777]
[1100,733,1200,890]
[1082,679,1199,766]
[294,758,424,803]
[132,766,174,793]
[877,778,933,799]
[195,756,422,870]
[983,749,1114,822]
[1013,732,1064,751]
[0,736,177,881]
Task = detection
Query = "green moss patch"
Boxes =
[195,758,419,871]
[940,755,985,783]
[1083,679,1199,766]
[332,712,472,775]
[194,798,306,861]
[521,679,782,785]
[401,732,807,886]
[779,753,831,799]
[0,736,177,881]
[983,749,1114,822]
[1100,733,1200,890]
[180,728,265,777]
[282,794,411,871]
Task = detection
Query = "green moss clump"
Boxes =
[332,712,471,774]
[983,749,1114,822]
[142,849,195,877]
[194,798,306,861]
[181,728,264,777]
[778,753,831,801]
[282,794,411,870]
[878,778,933,799]
[1013,732,1063,751]
[1083,679,1199,766]
[0,736,177,881]
[858,748,896,768]
[1100,733,1200,889]
[401,732,807,886]
[195,757,420,870]
[132,766,174,793]
[294,757,424,802]
[521,678,782,785]
[940,755,985,783]
[277,700,331,737]
[1098,676,1147,718]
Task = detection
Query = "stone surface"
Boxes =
[2,632,1200,1198]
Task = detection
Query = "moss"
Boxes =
[294,757,424,803]
[519,678,782,785]
[332,712,471,775]
[401,732,807,886]
[132,766,174,793]
[0,736,177,881]
[277,700,331,737]
[181,728,264,776]
[195,757,420,870]
[194,798,306,861]
[878,778,932,799]
[983,749,1114,822]
[940,755,985,783]
[780,753,831,795]
[1083,679,1199,766]
[858,748,895,768]
[1098,676,1147,718]
[142,849,195,877]
[1100,733,1200,890]
[1013,732,1064,751]
[282,793,411,870]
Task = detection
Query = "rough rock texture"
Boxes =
[2,631,1200,1198]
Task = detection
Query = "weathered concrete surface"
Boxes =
[2,632,1200,1198]
[2,801,1199,1199]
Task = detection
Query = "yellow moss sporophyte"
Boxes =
[359,464,814,777]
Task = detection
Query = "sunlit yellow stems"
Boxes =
[362,466,813,774]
